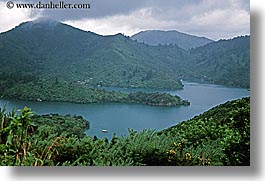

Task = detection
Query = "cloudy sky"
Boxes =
[0,0,250,40]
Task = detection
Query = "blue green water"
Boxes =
[0,82,249,139]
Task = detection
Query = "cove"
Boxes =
[0,82,249,140]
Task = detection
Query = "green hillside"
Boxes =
[188,36,250,88]
[0,20,187,89]
[0,97,250,166]
[0,20,250,90]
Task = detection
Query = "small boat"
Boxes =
[37,98,43,102]
[101,130,108,133]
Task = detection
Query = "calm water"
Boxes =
[0,82,249,139]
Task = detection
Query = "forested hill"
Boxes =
[188,36,250,88]
[0,19,189,89]
[131,30,213,50]
[0,20,250,89]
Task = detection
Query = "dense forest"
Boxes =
[0,20,250,93]
[189,36,250,88]
[0,74,189,106]
[0,97,250,166]
[0,20,186,90]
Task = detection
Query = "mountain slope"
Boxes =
[0,20,249,90]
[0,20,190,89]
[188,36,250,88]
[131,30,213,50]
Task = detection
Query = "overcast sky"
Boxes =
[0,0,250,40]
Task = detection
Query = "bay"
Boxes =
[0,82,249,139]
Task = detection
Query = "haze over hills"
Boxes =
[0,19,249,92]
[131,30,214,50]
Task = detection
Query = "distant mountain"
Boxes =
[131,30,213,50]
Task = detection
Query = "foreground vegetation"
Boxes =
[0,97,249,166]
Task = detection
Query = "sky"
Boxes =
[0,0,250,40]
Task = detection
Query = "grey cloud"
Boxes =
[0,0,250,39]
[7,0,148,20]
[5,0,250,23]
[6,0,207,21]
[133,0,250,39]
[40,0,144,20]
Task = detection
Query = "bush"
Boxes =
[0,97,250,166]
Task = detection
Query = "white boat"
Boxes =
[101,130,108,133]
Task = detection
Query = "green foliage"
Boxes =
[0,107,35,165]
[127,92,190,106]
[0,107,91,165]
[0,97,250,166]
[32,114,90,138]
[162,97,250,165]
